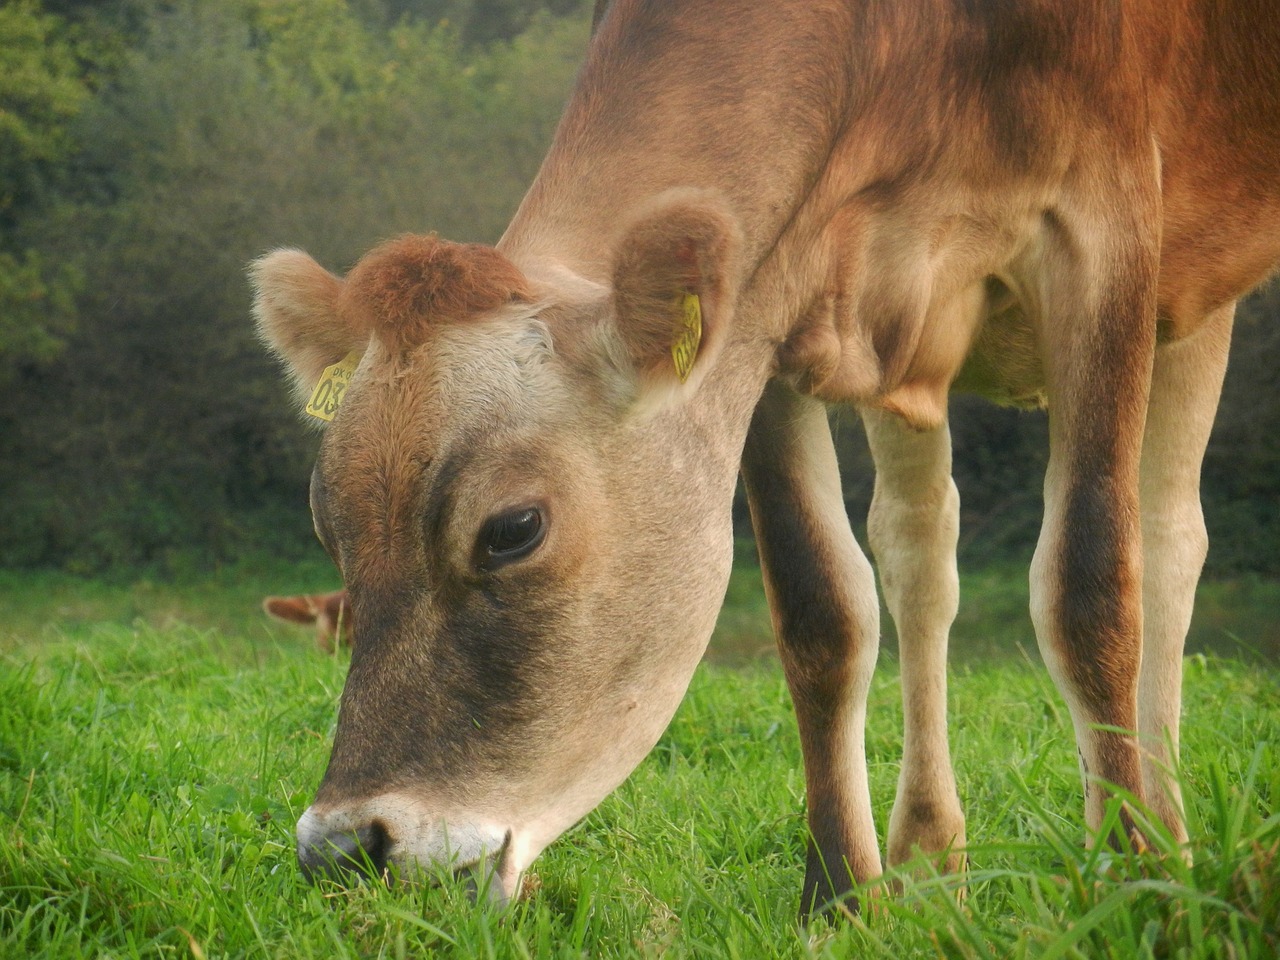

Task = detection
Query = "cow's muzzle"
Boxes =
[297,819,391,883]
[295,804,516,903]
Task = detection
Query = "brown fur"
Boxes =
[590,0,609,34]
[340,235,533,352]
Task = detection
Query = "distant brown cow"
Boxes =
[263,589,352,652]
[253,0,1280,916]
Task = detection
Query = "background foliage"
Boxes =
[0,0,587,571]
[1,0,1277,576]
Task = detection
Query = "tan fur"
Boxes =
[250,251,358,404]
[863,408,966,876]
[254,0,1280,915]
[1137,302,1235,842]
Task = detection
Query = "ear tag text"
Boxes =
[305,352,360,422]
[672,292,702,383]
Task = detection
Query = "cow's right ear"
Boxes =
[251,249,367,405]
[604,188,743,412]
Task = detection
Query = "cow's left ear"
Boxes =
[251,249,368,408]
[263,595,319,627]
[608,188,742,410]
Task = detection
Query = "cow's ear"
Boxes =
[608,189,742,410]
[263,595,318,626]
[251,249,367,406]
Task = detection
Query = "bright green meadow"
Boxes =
[1,559,1277,958]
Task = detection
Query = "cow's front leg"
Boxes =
[1029,180,1159,845]
[862,407,966,875]
[742,381,883,917]
[1138,301,1234,844]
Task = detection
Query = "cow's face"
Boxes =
[254,191,747,900]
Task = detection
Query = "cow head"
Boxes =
[253,190,749,900]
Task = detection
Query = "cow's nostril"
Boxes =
[298,820,391,883]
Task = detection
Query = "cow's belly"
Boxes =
[949,293,1045,409]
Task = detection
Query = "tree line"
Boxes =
[2,0,1276,576]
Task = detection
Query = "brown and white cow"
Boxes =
[263,589,352,652]
[252,0,1280,915]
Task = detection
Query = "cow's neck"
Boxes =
[498,1,851,286]
[495,1,867,482]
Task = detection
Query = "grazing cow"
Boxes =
[252,0,1280,915]
[263,589,352,652]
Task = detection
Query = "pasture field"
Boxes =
[0,563,1276,959]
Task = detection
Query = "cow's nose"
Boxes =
[298,820,391,883]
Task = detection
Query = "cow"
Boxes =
[251,0,1280,916]
[263,589,353,652]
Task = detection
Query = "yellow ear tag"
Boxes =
[672,292,702,383]
[305,352,360,422]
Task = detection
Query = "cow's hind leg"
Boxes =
[742,381,883,917]
[1138,302,1234,845]
[862,407,967,875]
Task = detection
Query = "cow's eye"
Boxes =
[478,506,545,568]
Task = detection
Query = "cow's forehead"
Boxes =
[314,310,568,529]
[419,310,563,426]
[349,308,560,438]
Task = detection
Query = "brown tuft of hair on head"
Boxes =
[340,235,532,350]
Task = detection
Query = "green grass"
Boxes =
[713,549,1280,664]
[0,567,1276,958]
[0,558,346,656]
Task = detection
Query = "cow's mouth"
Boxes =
[457,828,517,905]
